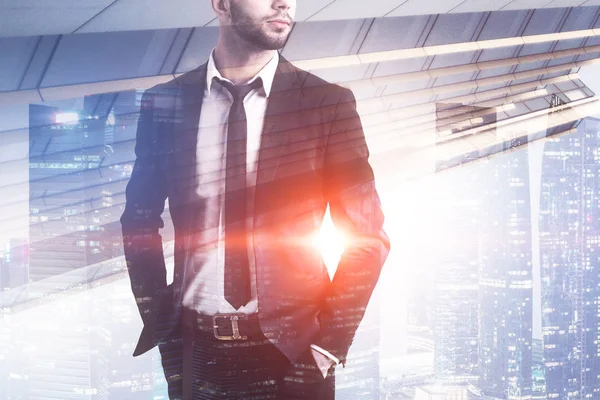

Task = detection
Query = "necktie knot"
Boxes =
[215,77,262,102]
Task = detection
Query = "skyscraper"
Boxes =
[335,291,381,400]
[28,92,131,285]
[25,94,131,400]
[477,148,534,400]
[433,166,480,385]
[28,103,101,282]
[539,117,600,399]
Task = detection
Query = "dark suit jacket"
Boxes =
[120,53,390,365]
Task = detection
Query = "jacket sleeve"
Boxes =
[313,88,391,366]
[120,88,170,348]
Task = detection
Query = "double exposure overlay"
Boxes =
[2,1,600,399]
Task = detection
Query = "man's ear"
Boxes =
[211,0,229,16]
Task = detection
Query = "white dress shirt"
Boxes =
[181,48,278,315]
[180,49,339,371]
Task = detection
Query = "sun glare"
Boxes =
[316,208,346,275]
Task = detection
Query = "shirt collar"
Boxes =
[206,48,279,97]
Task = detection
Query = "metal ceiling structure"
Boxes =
[3,0,600,38]
[1,7,600,102]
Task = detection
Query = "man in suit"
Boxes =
[120,0,390,398]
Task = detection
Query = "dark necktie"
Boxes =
[215,76,262,310]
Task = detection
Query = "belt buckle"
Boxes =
[213,314,248,341]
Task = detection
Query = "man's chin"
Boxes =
[257,40,288,51]
[254,30,290,50]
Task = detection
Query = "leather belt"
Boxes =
[182,307,261,341]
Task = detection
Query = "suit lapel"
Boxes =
[255,54,304,186]
[171,63,206,299]
[174,64,207,205]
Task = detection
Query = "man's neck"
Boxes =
[213,43,276,85]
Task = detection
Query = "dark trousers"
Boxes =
[158,311,335,400]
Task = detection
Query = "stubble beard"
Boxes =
[229,3,291,50]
